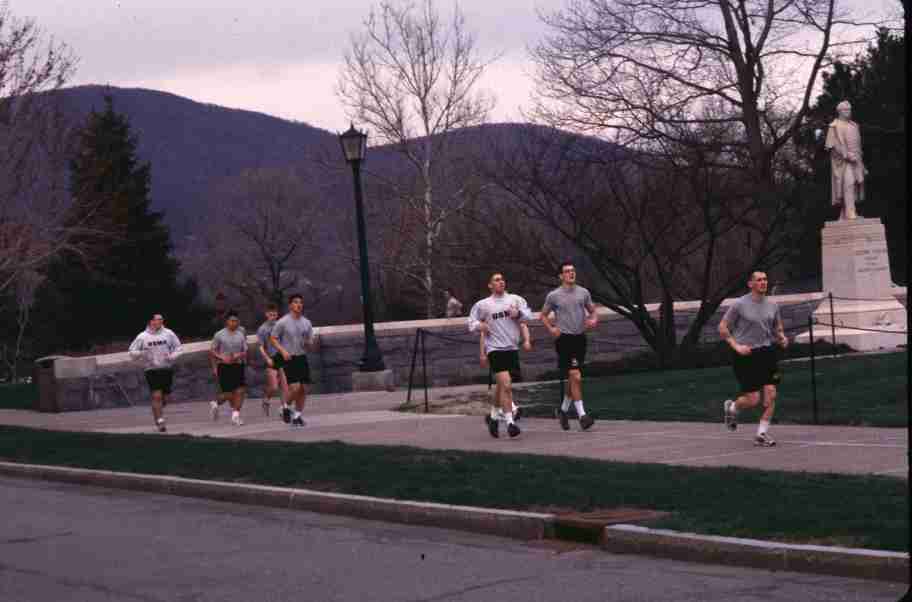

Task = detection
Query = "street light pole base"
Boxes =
[351,369,396,392]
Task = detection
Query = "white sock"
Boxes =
[729,400,739,415]
[758,420,769,435]
[156,418,165,424]
[232,410,240,419]
[293,410,302,419]
[511,402,518,414]
[490,407,499,420]
[505,412,515,425]
[574,400,586,417]
[561,397,572,412]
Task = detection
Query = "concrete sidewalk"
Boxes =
[0,384,906,478]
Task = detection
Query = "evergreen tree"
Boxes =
[37,96,206,350]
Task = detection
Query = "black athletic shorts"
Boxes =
[270,352,285,370]
[488,350,521,378]
[145,368,174,395]
[284,355,311,385]
[556,333,587,375]
[732,346,781,393]
[217,363,247,393]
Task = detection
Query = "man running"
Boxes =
[468,272,532,438]
[128,313,182,432]
[720,271,788,447]
[256,303,288,417]
[209,310,249,426]
[541,262,598,431]
[270,293,319,427]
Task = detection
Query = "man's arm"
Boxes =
[467,302,488,334]
[307,327,320,353]
[128,334,145,361]
[167,332,183,362]
[584,298,598,330]
[775,313,788,348]
[210,337,231,364]
[520,323,532,352]
[540,296,560,338]
[257,331,273,365]
[719,307,750,356]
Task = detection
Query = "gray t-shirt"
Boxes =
[541,285,593,335]
[722,294,781,349]
[211,327,248,362]
[257,320,278,356]
[271,314,313,356]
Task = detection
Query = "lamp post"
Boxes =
[340,123,385,371]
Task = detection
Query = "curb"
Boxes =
[603,525,909,583]
[1,461,907,583]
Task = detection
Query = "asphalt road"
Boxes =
[0,477,904,602]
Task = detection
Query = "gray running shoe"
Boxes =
[486,414,499,438]
[723,399,737,431]
[579,414,595,430]
[557,409,570,431]
[507,423,520,438]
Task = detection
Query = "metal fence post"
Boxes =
[421,329,429,413]
[828,292,837,354]
[406,329,421,405]
[808,316,818,425]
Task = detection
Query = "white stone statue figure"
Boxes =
[824,100,867,220]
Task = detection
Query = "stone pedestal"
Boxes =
[795,218,906,350]
[351,369,396,392]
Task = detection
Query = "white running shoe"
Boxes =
[231,412,244,426]
[156,418,167,433]
[210,400,220,421]
[723,399,737,431]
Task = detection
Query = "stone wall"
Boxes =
[34,290,906,412]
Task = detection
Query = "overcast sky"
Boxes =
[21,0,902,132]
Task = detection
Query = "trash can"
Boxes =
[34,356,66,413]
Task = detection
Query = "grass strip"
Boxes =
[517,351,908,427]
[0,424,906,552]
[0,383,37,411]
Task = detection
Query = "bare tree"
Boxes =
[0,269,42,381]
[185,168,332,321]
[337,0,496,317]
[531,0,889,186]
[0,4,80,295]
[483,126,798,366]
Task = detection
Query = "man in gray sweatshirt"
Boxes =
[128,313,182,432]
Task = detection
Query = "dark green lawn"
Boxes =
[0,425,906,551]
[516,351,908,427]
[0,383,37,411]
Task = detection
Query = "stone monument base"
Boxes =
[351,369,396,392]
[794,218,907,351]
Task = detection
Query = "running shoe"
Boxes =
[513,406,523,421]
[486,414,499,438]
[291,415,306,427]
[579,414,595,430]
[723,399,737,431]
[156,419,167,433]
[209,400,219,421]
[507,423,521,438]
[281,406,292,424]
[231,413,244,427]
[557,408,570,431]
[262,400,270,416]
[754,432,776,447]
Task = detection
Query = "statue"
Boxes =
[824,100,867,220]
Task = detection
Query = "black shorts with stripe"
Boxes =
[488,350,521,379]
[732,346,781,393]
[145,368,174,394]
[284,355,311,385]
[555,333,587,375]
[217,363,247,393]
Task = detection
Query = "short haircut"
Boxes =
[749,271,767,282]
[265,303,279,312]
[488,272,503,283]
[288,293,304,304]
[225,309,240,320]
[151,313,163,321]
[558,261,575,275]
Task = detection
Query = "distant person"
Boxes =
[128,313,182,432]
[468,272,532,439]
[540,262,598,431]
[256,303,288,417]
[209,310,249,426]
[270,293,319,427]
[444,289,464,318]
[720,271,788,447]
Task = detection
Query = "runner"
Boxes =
[540,262,598,431]
[256,303,288,417]
[468,272,532,438]
[479,324,529,421]
[270,293,319,427]
[209,310,249,426]
[720,271,788,447]
[128,313,182,432]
